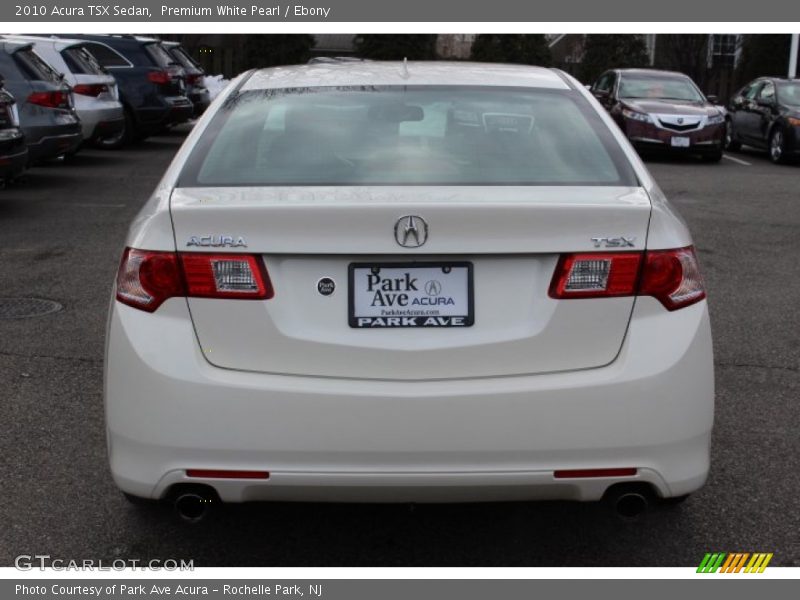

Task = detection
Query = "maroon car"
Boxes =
[590,68,726,162]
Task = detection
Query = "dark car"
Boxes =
[590,68,726,162]
[725,77,800,164]
[0,77,28,183]
[0,41,82,164]
[162,41,210,117]
[56,35,194,148]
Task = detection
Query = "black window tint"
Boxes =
[594,73,614,93]
[744,82,763,100]
[144,43,177,68]
[61,46,106,75]
[14,48,62,84]
[170,46,201,71]
[84,43,130,68]
[758,81,775,102]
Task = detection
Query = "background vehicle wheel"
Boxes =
[94,109,135,150]
[724,120,741,151]
[768,128,786,164]
[702,150,723,163]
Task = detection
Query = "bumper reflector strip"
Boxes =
[553,468,637,479]
[186,469,270,480]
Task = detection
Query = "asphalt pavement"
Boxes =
[0,131,798,567]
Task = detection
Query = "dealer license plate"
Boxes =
[349,263,473,328]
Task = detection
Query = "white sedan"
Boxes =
[106,61,714,521]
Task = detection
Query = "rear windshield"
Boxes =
[778,81,800,107]
[14,48,62,85]
[61,46,106,76]
[168,45,202,72]
[179,86,636,187]
[144,42,178,68]
[618,76,703,102]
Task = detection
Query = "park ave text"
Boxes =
[15,4,332,18]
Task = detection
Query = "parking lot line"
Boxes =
[722,154,752,166]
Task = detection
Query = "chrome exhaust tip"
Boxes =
[173,492,212,523]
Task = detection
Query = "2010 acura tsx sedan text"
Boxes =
[106,62,714,520]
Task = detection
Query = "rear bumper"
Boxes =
[0,132,28,180]
[25,129,83,163]
[188,90,211,117]
[132,97,194,136]
[78,105,125,141]
[105,297,714,503]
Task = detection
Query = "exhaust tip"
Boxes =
[174,493,213,523]
[614,492,649,519]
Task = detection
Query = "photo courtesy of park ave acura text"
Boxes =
[1,27,799,570]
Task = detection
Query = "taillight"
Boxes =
[186,73,202,85]
[549,246,705,310]
[116,249,185,312]
[115,248,273,312]
[181,253,273,299]
[72,83,109,97]
[549,252,642,299]
[147,70,171,85]
[639,246,706,310]
[27,90,68,109]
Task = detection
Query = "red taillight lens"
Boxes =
[186,73,202,85]
[116,248,274,312]
[27,90,68,108]
[549,252,642,299]
[186,469,270,480]
[116,249,185,312]
[549,246,705,310]
[147,70,171,85]
[72,83,109,97]
[554,468,637,479]
[181,254,273,299]
[640,246,706,311]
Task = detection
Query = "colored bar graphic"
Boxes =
[698,552,773,573]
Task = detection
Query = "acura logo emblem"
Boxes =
[677,117,684,124]
[394,215,428,248]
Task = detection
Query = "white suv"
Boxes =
[106,62,714,520]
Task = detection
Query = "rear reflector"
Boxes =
[115,248,273,312]
[554,468,637,479]
[549,246,705,310]
[186,469,270,480]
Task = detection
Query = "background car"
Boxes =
[107,62,713,521]
[5,35,124,149]
[56,35,193,148]
[162,41,211,117]
[725,77,800,164]
[0,77,27,184]
[0,40,82,164]
[590,68,725,162]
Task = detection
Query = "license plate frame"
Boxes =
[348,262,474,328]
[671,136,691,148]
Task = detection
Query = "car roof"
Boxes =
[242,61,571,91]
[1,40,33,54]
[616,68,691,79]
[2,34,86,52]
